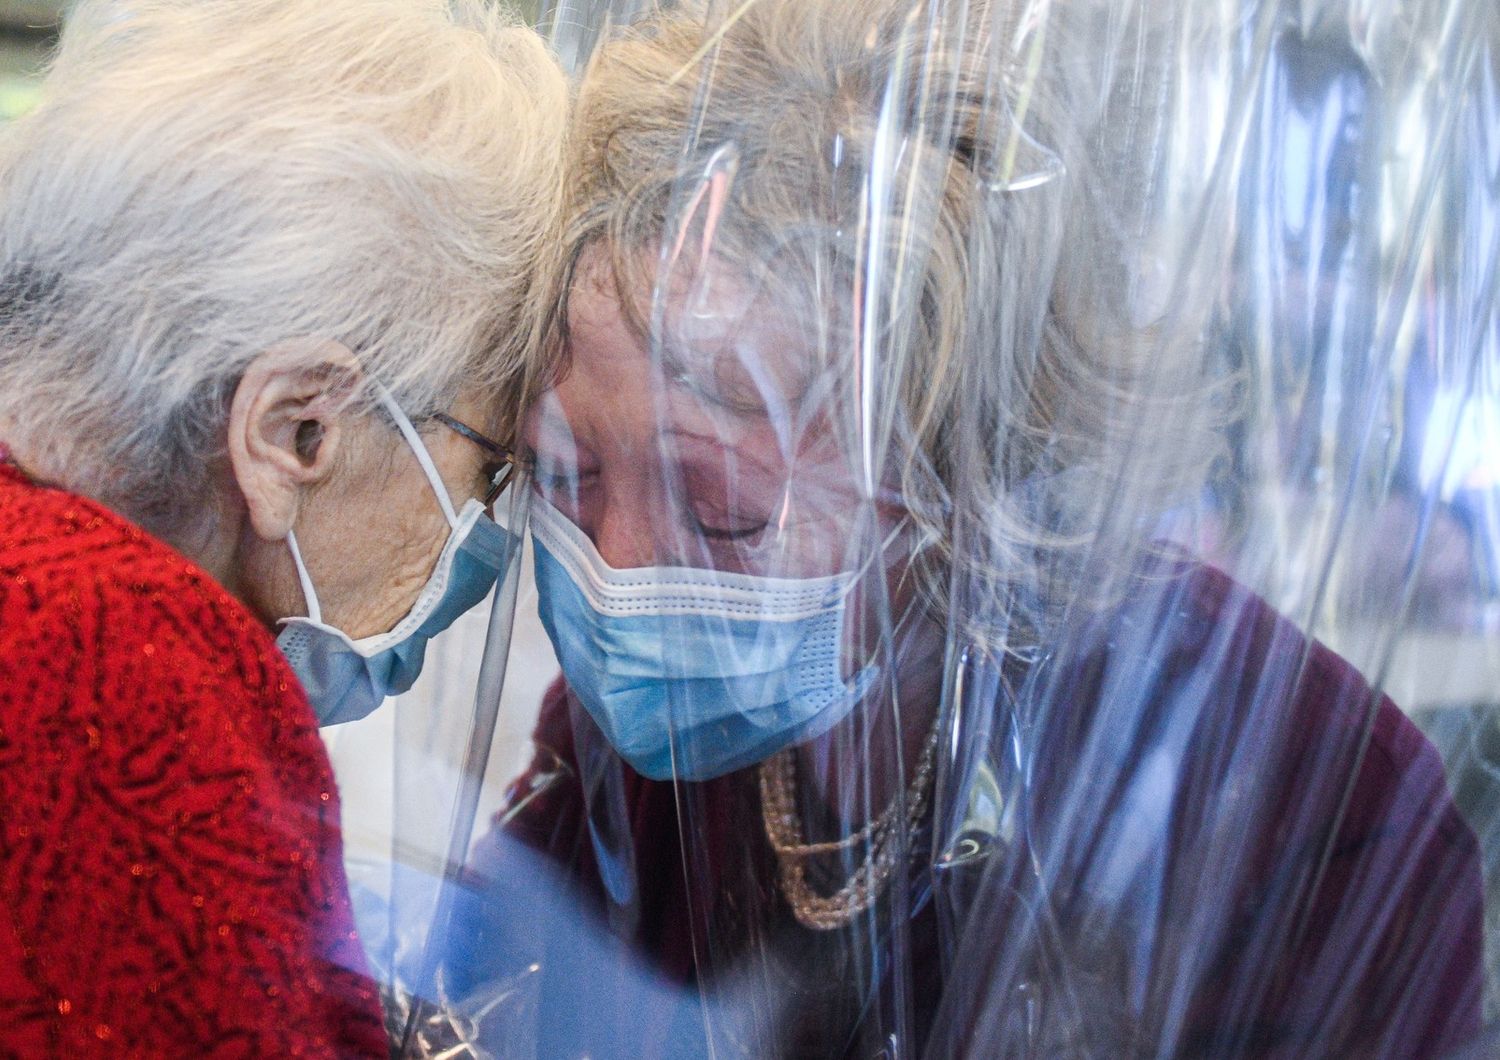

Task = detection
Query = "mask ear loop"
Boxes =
[283,382,461,627]
[285,530,323,624]
[372,382,460,530]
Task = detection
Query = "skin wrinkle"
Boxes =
[234,385,500,640]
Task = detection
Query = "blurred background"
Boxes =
[0,2,52,120]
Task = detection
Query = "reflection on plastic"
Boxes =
[385,0,1500,1056]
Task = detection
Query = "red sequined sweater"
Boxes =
[0,461,385,1056]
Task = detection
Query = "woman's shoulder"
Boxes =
[1164,563,1482,1050]
[3,462,217,604]
[0,468,383,1055]
[2,463,283,669]
[1069,559,1460,824]
[0,461,322,750]
[1163,561,1450,792]
[1031,558,1478,919]
[940,562,1484,1054]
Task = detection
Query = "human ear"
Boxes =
[227,342,362,542]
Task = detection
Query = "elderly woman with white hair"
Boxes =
[0,0,563,1054]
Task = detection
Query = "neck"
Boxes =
[177,508,244,598]
[154,468,254,610]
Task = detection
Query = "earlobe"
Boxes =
[227,343,362,542]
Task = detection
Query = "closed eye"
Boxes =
[673,465,772,543]
[531,465,599,498]
[693,517,770,542]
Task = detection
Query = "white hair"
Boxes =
[0,0,566,535]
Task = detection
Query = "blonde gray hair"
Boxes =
[556,0,1226,637]
[0,0,566,536]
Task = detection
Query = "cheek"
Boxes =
[761,468,873,575]
[387,475,454,578]
[385,524,448,608]
[344,465,454,630]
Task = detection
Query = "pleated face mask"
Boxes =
[277,385,516,726]
[528,493,878,781]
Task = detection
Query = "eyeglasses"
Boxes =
[433,412,516,507]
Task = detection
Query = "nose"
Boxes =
[590,495,658,570]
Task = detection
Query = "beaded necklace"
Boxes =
[759,715,940,931]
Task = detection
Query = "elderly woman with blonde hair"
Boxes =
[443,0,1485,1055]
[0,0,563,1054]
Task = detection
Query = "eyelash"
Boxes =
[681,481,770,542]
[695,518,769,543]
[532,468,592,494]
[528,463,772,544]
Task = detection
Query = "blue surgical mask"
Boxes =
[276,386,516,726]
[529,495,877,781]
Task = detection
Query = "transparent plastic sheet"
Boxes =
[408,0,1500,1056]
[318,480,532,1045]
